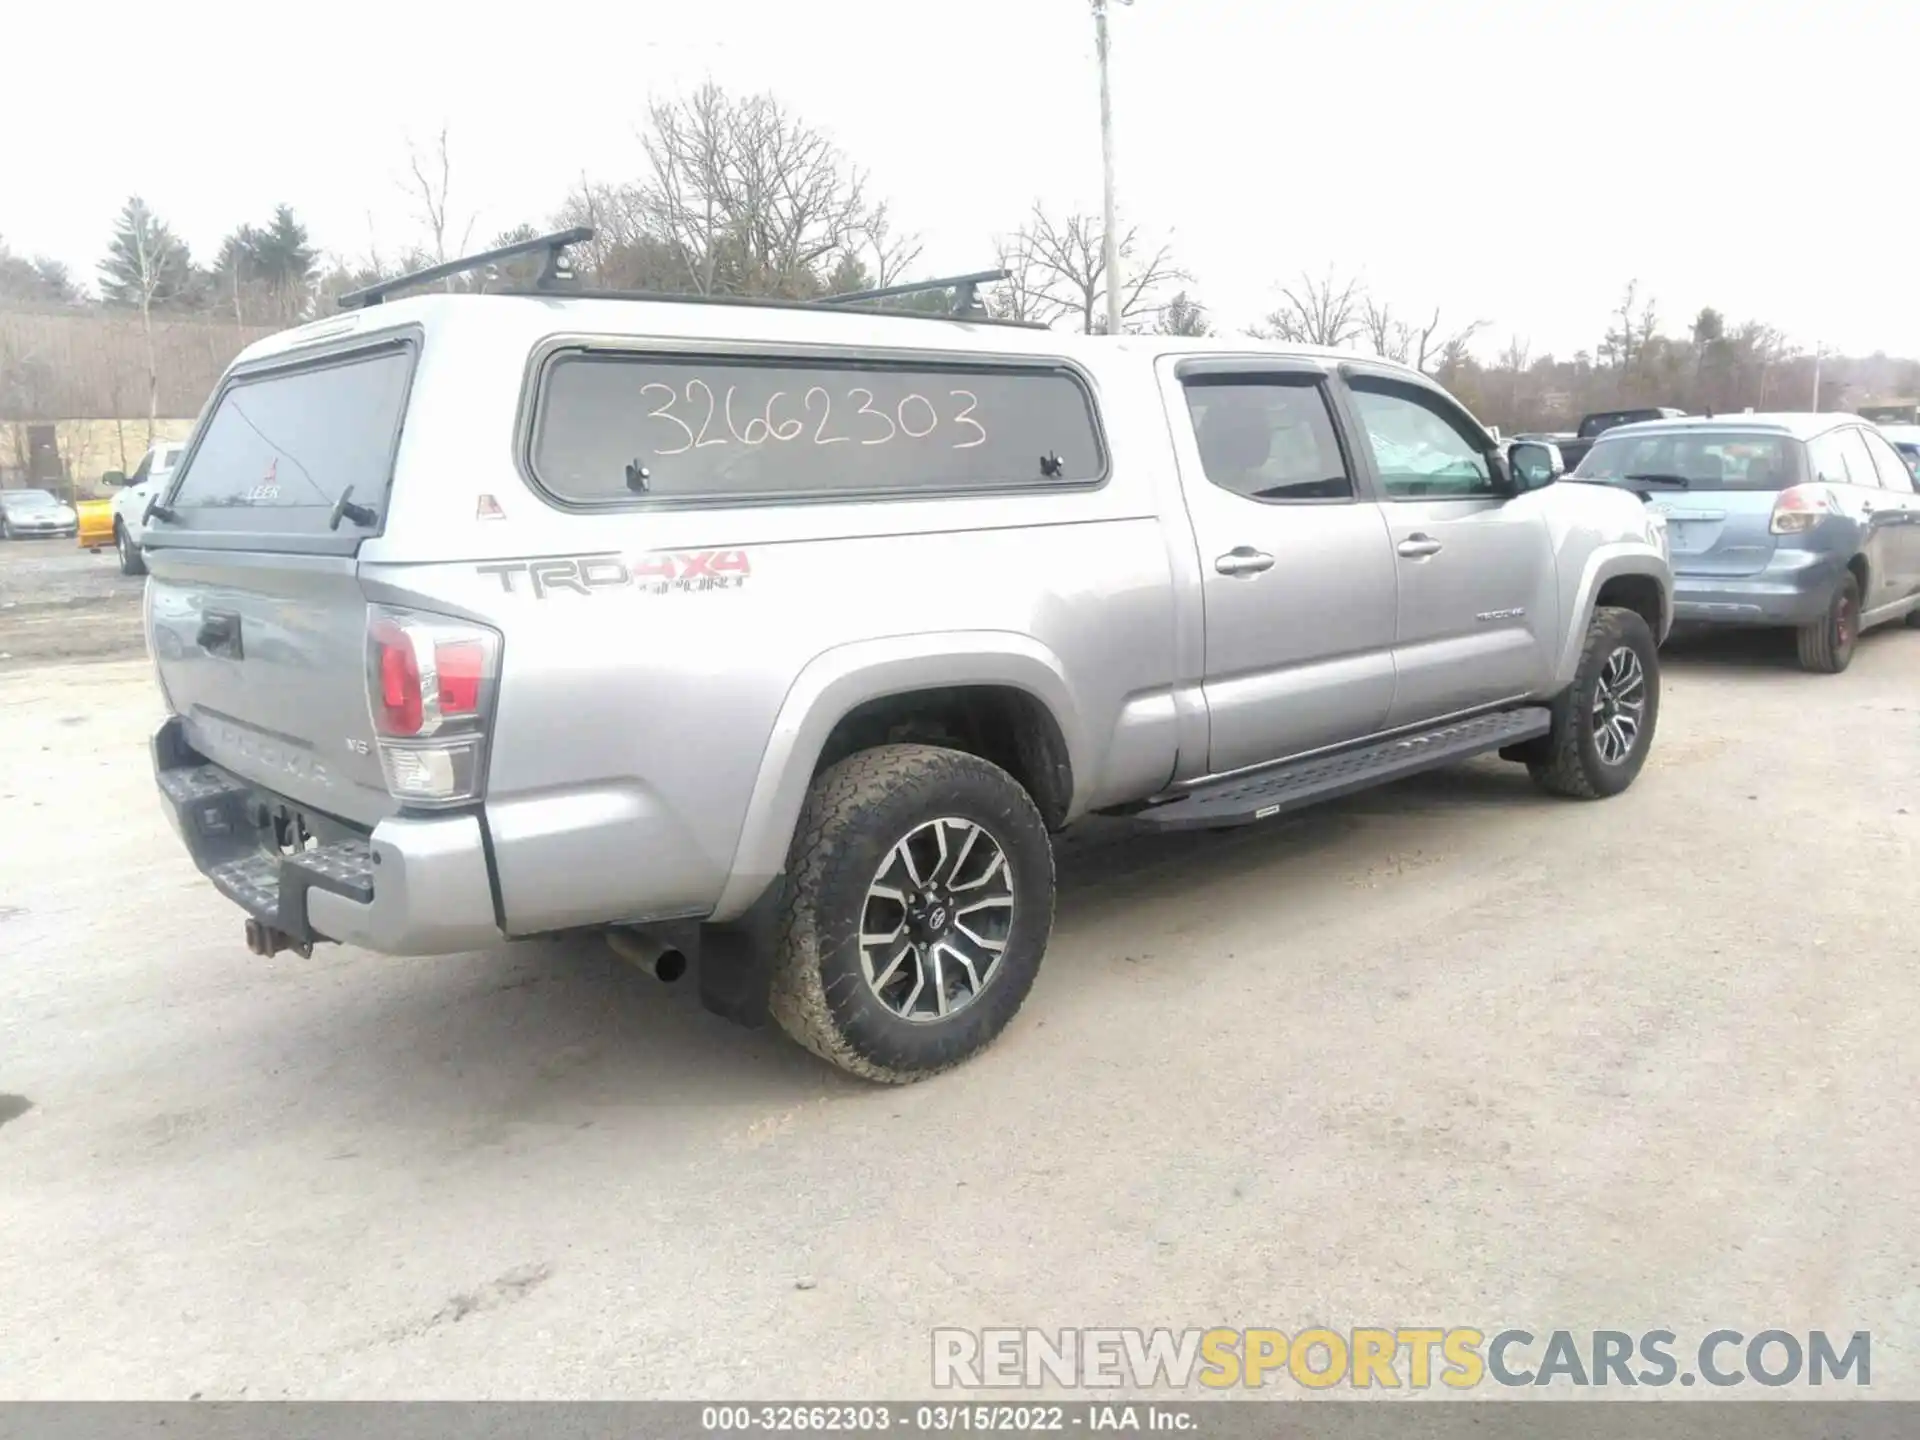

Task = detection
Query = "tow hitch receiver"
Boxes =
[244,918,312,959]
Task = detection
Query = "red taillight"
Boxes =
[1770,484,1835,535]
[435,640,484,717]
[365,608,500,804]
[371,618,423,736]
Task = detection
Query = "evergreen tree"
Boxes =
[99,198,195,309]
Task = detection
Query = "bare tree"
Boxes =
[996,203,1184,333]
[1499,334,1531,414]
[1409,306,1485,375]
[637,84,877,298]
[1257,269,1364,348]
[989,231,1052,325]
[1361,296,1407,361]
[554,177,679,290]
[402,126,476,278]
[856,202,923,290]
[1601,280,1659,376]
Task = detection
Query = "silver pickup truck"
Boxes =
[142,233,1673,1082]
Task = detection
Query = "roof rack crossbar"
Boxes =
[816,269,1009,319]
[337,226,595,310]
[493,286,1047,329]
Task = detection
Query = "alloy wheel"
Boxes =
[1591,645,1647,766]
[859,817,1015,1023]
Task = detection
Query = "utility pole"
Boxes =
[1810,343,1824,412]
[1093,0,1129,338]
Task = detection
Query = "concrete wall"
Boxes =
[0,418,197,497]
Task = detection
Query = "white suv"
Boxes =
[106,442,186,575]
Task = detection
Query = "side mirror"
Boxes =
[1508,440,1564,492]
[101,470,128,487]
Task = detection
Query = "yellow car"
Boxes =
[76,497,116,551]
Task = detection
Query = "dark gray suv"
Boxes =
[1570,413,1920,672]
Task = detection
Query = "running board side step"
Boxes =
[1136,707,1553,831]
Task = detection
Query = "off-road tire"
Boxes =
[769,743,1054,1083]
[1796,575,1859,673]
[1528,605,1660,800]
[115,520,147,577]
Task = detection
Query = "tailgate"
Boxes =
[148,554,392,825]
[1655,492,1780,577]
[144,337,417,827]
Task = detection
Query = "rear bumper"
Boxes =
[1671,553,1843,627]
[153,716,502,956]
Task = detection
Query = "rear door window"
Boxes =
[1182,378,1353,502]
[529,353,1106,505]
[1806,432,1852,486]
[1860,430,1917,494]
[163,343,415,543]
[1835,429,1881,487]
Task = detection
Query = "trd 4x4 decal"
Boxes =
[477,549,751,599]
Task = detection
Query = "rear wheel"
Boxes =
[1528,605,1660,799]
[1796,575,1858,673]
[115,520,147,577]
[769,744,1054,1083]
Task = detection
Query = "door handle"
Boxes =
[1397,534,1444,558]
[1214,547,1275,577]
[196,609,243,659]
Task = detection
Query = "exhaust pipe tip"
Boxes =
[606,927,688,984]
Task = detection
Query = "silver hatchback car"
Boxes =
[1568,413,1920,671]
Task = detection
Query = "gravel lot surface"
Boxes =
[2,571,1917,1399]
[0,542,143,671]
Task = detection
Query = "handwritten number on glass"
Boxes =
[897,394,938,439]
[765,392,804,442]
[684,380,724,448]
[950,391,986,450]
[641,384,694,455]
[644,380,995,457]
[806,387,847,445]
[850,388,897,446]
[725,386,769,445]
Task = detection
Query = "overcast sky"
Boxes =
[6,0,1917,358]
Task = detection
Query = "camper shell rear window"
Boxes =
[153,338,416,552]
